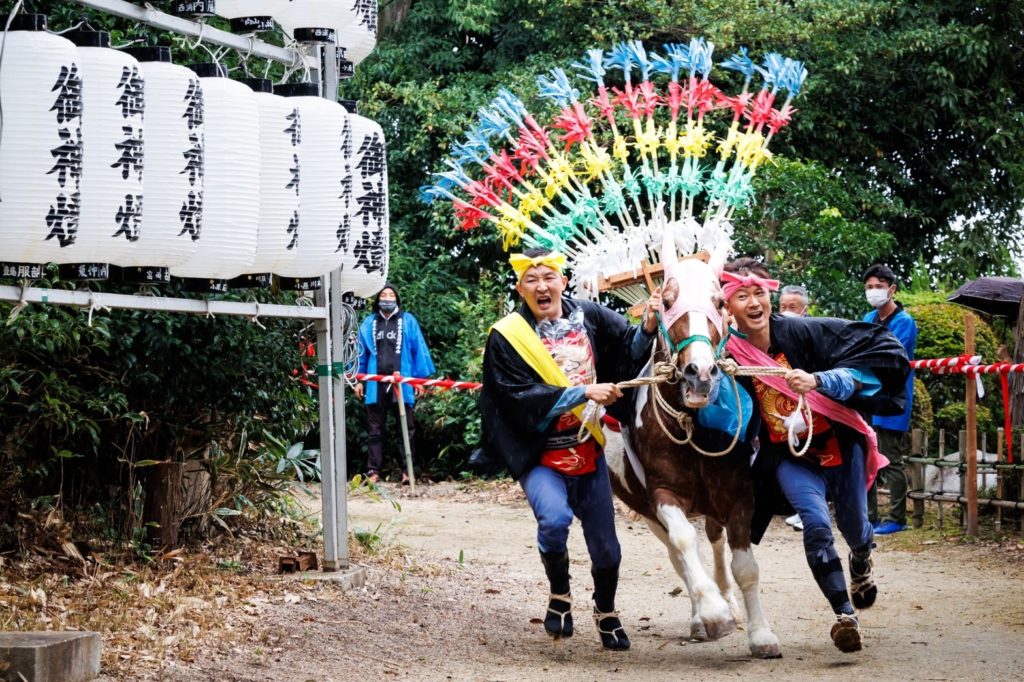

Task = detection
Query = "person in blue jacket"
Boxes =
[862,264,918,534]
[355,283,435,483]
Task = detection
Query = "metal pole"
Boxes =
[318,45,347,570]
[70,0,314,67]
[965,313,979,536]
[315,278,341,570]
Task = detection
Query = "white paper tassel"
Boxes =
[0,21,81,272]
[170,72,259,281]
[340,113,389,298]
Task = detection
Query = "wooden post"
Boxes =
[395,386,417,494]
[142,462,183,550]
[911,428,925,529]
[995,427,1005,533]
[965,313,979,537]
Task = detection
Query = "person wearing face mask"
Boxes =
[721,257,909,652]
[779,284,810,318]
[355,284,435,484]
[861,264,918,535]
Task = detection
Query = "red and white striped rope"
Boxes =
[352,372,483,391]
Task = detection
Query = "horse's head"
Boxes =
[657,250,729,409]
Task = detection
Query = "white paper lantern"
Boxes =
[214,0,278,34]
[275,1,378,66]
[170,65,260,288]
[0,14,81,278]
[272,83,348,287]
[239,78,301,281]
[339,113,389,298]
[50,31,146,279]
[116,47,204,283]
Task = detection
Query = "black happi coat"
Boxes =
[744,313,911,542]
[479,297,652,480]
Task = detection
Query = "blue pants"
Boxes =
[519,455,621,569]
[776,439,874,613]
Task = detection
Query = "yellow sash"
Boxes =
[492,312,605,446]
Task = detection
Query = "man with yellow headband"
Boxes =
[479,247,660,651]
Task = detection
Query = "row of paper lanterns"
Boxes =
[196,0,378,67]
[0,16,388,296]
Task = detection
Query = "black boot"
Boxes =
[592,565,630,650]
[849,547,877,609]
[540,550,573,639]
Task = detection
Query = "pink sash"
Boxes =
[726,335,888,489]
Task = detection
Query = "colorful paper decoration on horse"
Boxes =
[0,14,81,278]
[421,39,807,303]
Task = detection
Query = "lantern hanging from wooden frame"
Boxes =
[116,46,204,284]
[169,64,260,292]
[0,14,81,280]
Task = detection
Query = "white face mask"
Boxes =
[780,310,801,318]
[865,288,890,308]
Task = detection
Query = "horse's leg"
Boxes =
[654,496,736,640]
[644,518,708,641]
[726,520,782,658]
[705,518,742,623]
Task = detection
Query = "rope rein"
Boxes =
[602,354,815,459]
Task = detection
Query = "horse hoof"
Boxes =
[751,642,782,658]
[703,617,737,641]
[689,621,709,642]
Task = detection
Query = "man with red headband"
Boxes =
[479,247,660,651]
[721,257,909,653]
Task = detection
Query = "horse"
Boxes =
[603,248,782,658]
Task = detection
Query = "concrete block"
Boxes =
[0,632,100,682]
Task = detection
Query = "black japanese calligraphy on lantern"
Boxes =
[340,117,353,157]
[336,213,351,254]
[285,108,300,146]
[179,191,202,240]
[355,133,385,178]
[287,210,299,250]
[351,0,378,34]
[115,65,145,119]
[338,170,352,203]
[355,178,385,230]
[48,126,83,188]
[113,194,143,241]
[181,132,204,186]
[287,153,300,195]
[50,64,83,125]
[112,125,145,181]
[182,79,203,129]
[352,229,384,273]
[45,192,80,247]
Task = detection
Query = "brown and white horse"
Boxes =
[604,248,782,658]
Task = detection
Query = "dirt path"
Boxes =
[151,482,1024,681]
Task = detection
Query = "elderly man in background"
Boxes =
[779,284,810,317]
